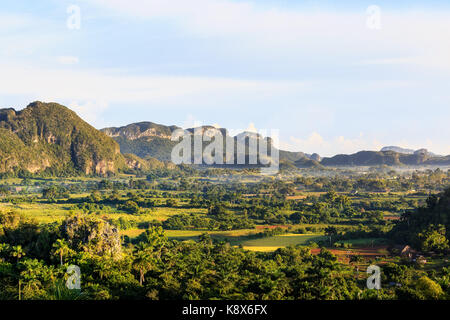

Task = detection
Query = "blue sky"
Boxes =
[0,0,449,156]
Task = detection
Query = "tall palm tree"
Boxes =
[52,239,70,266]
[132,245,154,285]
[94,258,112,280]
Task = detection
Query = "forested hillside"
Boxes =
[0,102,126,176]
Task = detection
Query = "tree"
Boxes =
[89,190,102,203]
[52,239,70,266]
[119,200,140,214]
[418,225,449,253]
[325,226,338,246]
[165,199,177,207]
[415,276,444,299]
[11,245,25,261]
[208,203,226,216]
[136,226,167,250]
[132,244,154,285]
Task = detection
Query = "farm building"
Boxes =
[392,245,418,259]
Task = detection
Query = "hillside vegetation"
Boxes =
[0,102,126,176]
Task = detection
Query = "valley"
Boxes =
[0,102,449,300]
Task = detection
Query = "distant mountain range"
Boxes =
[0,101,448,177]
[101,122,319,167]
[320,150,450,167]
[381,146,441,157]
[102,121,450,169]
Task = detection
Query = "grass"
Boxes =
[240,233,326,252]
[0,200,208,224]
[0,202,71,223]
[121,228,259,243]
[336,238,389,246]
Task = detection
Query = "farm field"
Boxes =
[0,202,71,223]
[121,228,328,251]
[240,233,326,252]
[311,245,391,265]
[122,228,261,244]
[0,201,208,224]
[336,238,389,246]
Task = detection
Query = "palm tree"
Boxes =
[325,226,338,246]
[46,280,85,300]
[94,258,113,280]
[132,245,154,285]
[52,239,70,266]
[11,245,25,261]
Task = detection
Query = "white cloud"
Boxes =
[0,62,307,113]
[282,132,450,157]
[0,13,33,31]
[57,56,79,65]
[86,0,450,71]
[181,114,203,129]
[245,122,257,133]
[281,132,384,157]
[67,100,109,127]
[0,60,304,128]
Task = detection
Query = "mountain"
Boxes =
[0,102,126,176]
[104,121,450,169]
[123,153,175,171]
[381,146,441,157]
[0,103,448,175]
[321,150,450,167]
[101,122,180,161]
[102,123,318,168]
[381,146,415,154]
[294,157,323,169]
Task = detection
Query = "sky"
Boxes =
[0,0,449,157]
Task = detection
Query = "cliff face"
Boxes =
[102,123,319,167]
[61,215,122,257]
[102,122,180,141]
[101,122,181,161]
[0,101,125,176]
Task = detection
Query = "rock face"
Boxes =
[102,122,181,161]
[123,153,167,171]
[310,153,321,162]
[103,122,318,167]
[381,146,440,157]
[0,101,126,176]
[61,215,122,257]
[381,146,415,154]
[102,122,180,141]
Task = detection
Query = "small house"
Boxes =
[392,245,417,259]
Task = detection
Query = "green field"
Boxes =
[0,201,207,224]
[240,233,326,252]
[336,238,389,246]
[122,228,259,243]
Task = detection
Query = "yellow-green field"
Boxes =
[0,201,207,224]
[121,228,326,252]
[121,228,259,243]
[0,202,72,223]
[240,233,325,252]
